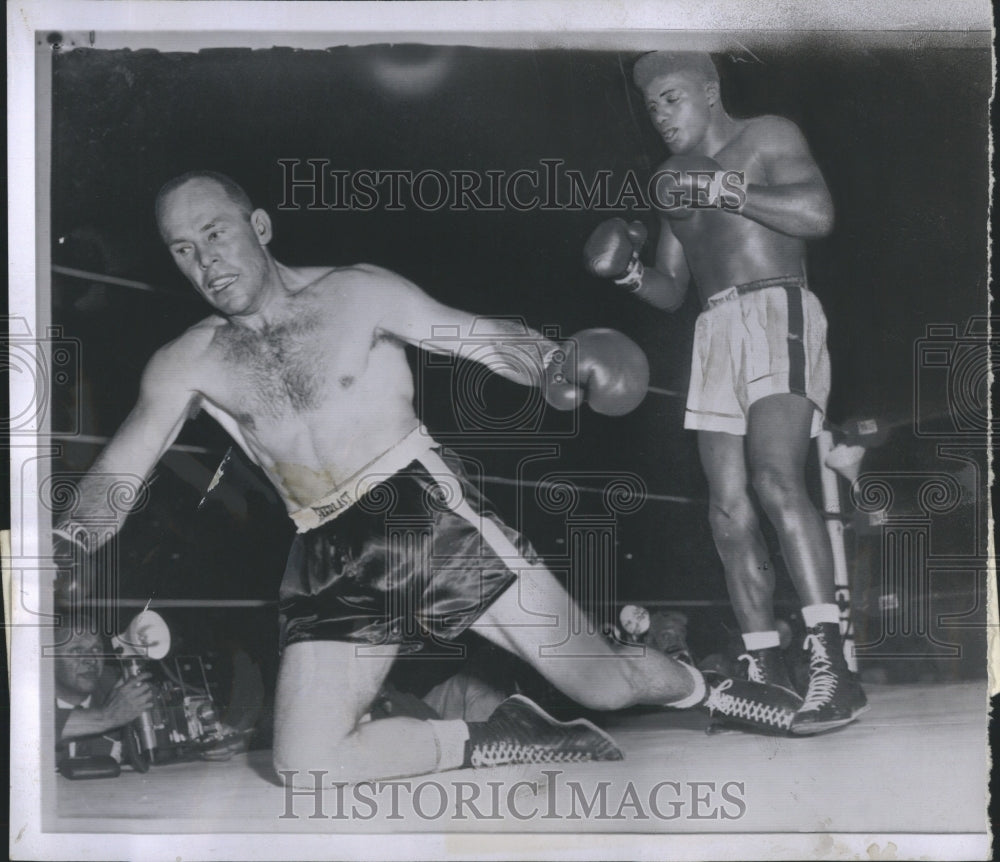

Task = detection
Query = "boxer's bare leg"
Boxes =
[747,393,834,606]
[273,641,440,783]
[745,394,868,732]
[697,429,776,633]
[472,566,700,710]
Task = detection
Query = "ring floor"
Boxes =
[49,681,986,835]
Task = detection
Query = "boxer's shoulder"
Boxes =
[309,263,415,307]
[146,318,223,383]
[739,114,808,151]
[310,261,398,280]
[160,317,219,354]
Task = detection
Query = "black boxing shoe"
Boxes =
[701,672,803,735]
[738,647,798,697]
[790,623,870,735]
[465,695,624,768]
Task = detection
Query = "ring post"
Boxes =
[816,429,858,670]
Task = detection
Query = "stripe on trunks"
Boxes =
[417,449,541,574]
[784,285,806,397]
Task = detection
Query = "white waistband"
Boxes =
[289,425,436,533]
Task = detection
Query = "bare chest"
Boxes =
[713,135,767,186]
[206,317,374,426]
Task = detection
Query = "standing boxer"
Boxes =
[585,52,867,734]
[55,171,802,784]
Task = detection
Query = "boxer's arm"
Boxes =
[59,345,199,548]
[635,217,691,311]
[368,266,559,387]
[732,116,834,238]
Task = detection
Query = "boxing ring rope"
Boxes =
[52,264,859,664]
[58,432,212,455]
[480,474,699,506]
[52,264,163,294]
[647,385,685,399]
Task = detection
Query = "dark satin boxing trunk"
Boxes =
[278,450,535,653]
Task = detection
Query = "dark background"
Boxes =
[47,41,991,681]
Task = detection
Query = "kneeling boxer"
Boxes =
[56,171,801,785]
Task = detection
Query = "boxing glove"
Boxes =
[652,153,725,220]
[583,218,648,289]
[543,344,582,412]
[544,328,650,417]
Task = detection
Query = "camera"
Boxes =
[119,652,246,772]
[913,317,996,437]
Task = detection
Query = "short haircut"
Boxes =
[155,170,253,231]
[633,52,719,92]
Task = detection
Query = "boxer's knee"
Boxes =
[750,464,806,523]
[566,653,647,711]
[273,747,317,785]
[273,736,330,783]
[707,493,758,554]
[577,677,635,711]
[273,736,369,786]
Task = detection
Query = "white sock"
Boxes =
[665,660,707,709]
[801,603,840,629]
[426,719,469,771]
[741,630,780,651]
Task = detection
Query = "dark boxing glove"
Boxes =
[544,329,650,417]
[542,343,582,412]
[583,218,648,291]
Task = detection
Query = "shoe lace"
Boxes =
[470,741,591,768]
[799,633,839,712]
[738,652,764,683]
[704,678,795,730]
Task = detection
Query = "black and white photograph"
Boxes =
[7,2,995,860]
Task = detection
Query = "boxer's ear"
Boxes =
[250,209,273,245]
[705,81,720,107]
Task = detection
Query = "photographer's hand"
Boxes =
[60,673,156,740]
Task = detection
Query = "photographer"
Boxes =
[53,622,155,768]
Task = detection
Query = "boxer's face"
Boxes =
[54,632,104,701]
[159,178,273,318]
[643,72,714,154]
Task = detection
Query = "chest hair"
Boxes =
[214,318,327,421]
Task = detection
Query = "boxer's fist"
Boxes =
[653,154,725,220]
[584,219,648,285]
[544,328,650,417]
